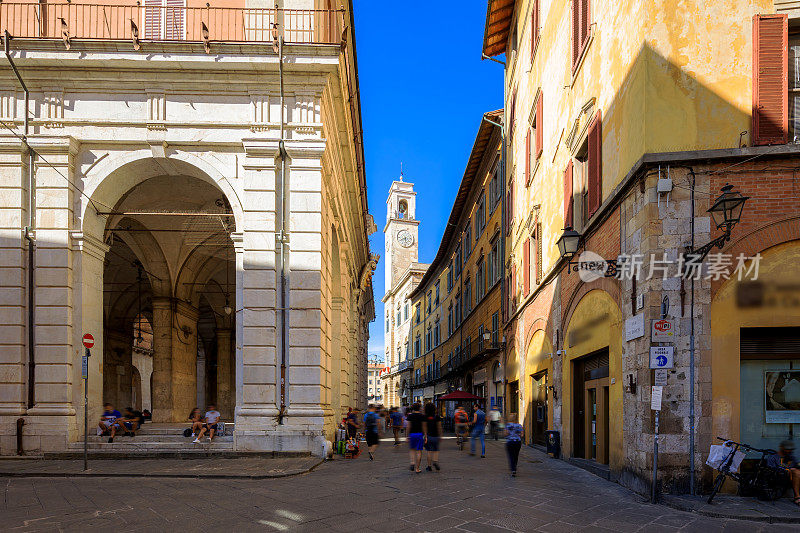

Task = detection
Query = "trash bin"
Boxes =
[545,430,560,459]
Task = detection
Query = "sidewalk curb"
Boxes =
[659,497,800,524]
[0,458,324,480]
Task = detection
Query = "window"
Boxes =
[425,327,432,352]
[569,113,601,229]
[571,0,591,72]
[492,312,499,345]
[427,291,432,314]
[397,346,401,364]
[415,303,421,324]
[434,281,440,307]
[464,279,472,315]
[478,324,485,352]
[447,263,453,291]
[523,237,531,296]
[488,162,501,212]
[404,302,409,321]
[396,308,401,325]
[506,180,514,234]
[415,368,421,384]
[385,313,390,333]
[489,236,501,285]
[448,303,453,336]
[536,222,543,284]
[426,364,432,380]
[753,14,789,144]
[476,257,486,301]
[476,194,486,235]
[526,91,543,188]
[464,225,472,259]
[531,0,540,61]
[434,320,440,346]
[405,342,410,360]
[144,0,187,40]
[455,293,461,326]
[454,245,462,279]
[434,360,440,379]
[414,336,421,358]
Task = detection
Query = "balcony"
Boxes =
[1,2,343,45]
[444,337,502,376]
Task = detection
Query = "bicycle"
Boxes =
[707,437,782,504]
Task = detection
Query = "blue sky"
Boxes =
[354,2,504,362]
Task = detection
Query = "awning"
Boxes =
[437,390,484,401]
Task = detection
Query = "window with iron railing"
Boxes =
[492,312,499,345]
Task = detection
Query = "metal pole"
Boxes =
[689,169,696,495]
[83,347,89,471]
[651,409,660,503]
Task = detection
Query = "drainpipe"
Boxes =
[275,15,289,425]
[4,31,36,408]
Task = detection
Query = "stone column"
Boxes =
[172,300,199,420]
[131,348,153,413]
[26,138,78,453]
[196,343,206,410]
[215,328,233,419]
[150,297,173,422]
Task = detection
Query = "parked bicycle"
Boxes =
[707,437,783,504]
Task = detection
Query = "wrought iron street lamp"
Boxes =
[556,227,581,260]
[687,183,749,260]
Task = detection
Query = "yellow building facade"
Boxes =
[486,0,800,495]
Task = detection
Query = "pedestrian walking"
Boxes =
[346,407,360,440]
[469,403,486,458]
[406,402,426,473]
[423,402,442,471]
[454,404,469,450]
[363,404,381,460]
[389,407,404,445]
[505,416,524,477]
[489,406,501,440]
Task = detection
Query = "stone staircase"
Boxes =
[52,423,236,458]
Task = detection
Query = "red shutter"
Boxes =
[587,110,602,217]
[581,0,590,49]
[535,222,542,284]
[571,0,579,69]
[523,237,531,295]
[511,264,517,306]
[525,129,532,186]
[535,91,544,159]
[531,0,540,62]
[564,161,573,227]
[752,14,788,146]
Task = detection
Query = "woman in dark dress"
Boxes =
[424,402,442,471]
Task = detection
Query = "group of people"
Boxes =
[343,402,524,477]
[188,404,222,443]
[97,403,147,442]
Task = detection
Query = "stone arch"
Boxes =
[562,276,622,342]
[81,151,244,239]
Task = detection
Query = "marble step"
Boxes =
[67,441,234,451]
[86,435,233,443]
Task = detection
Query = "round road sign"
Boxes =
[82,333,94,349]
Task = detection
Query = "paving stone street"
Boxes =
[2,438,796,532]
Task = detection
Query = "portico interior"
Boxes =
[101,174,236,423]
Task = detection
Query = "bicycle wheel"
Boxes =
[707,472,727,504]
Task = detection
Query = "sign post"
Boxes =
[651,385,663,504]
[82,333,94,471]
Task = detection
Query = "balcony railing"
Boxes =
[445,337,502,375]
[1,2,343,45]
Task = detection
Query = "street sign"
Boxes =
[81,354,88,379]
[651,385,663,411]
[651,319,675,342]
[625,314,645,342]
[654,368,668,386]
[649,346,674,369]
[82,333,94,349]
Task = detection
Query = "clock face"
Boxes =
[397,230,414,248]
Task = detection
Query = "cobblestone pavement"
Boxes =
[2,438,796,532]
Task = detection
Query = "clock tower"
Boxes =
[384,178,419,291]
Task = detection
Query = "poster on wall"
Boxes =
[765,370,800,423]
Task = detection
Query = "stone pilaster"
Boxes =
[215,328,233,420]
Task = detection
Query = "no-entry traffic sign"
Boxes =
[82,333,94,349]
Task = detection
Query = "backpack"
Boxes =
[455,411,467,423]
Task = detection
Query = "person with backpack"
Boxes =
[470,403,486,458]
[363,404,381,460]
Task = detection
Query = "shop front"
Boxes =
[563,289,623,469]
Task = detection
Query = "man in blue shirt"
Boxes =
[363,405,381,460]
[389,407,404,445]
[97,403,121,437]
[470,404,486,458]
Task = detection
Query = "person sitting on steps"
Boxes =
[193,404,221,443]
[188,408,204,439]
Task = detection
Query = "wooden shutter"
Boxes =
[511,263,517,307]
[164,0,185,40]
[535,222,542,284]
[525,129,532,186]
[535,91,544,159]
[752,14,788,146]
[531,0,540,62]
[564,161,573,227]
[523,237,531,295]
[144,0,163,39]
[571,0,579,69]
[580,0,590,50]
[587,110,602,217]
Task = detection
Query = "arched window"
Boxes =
[398,199,408,219]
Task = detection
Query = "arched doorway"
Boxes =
[97,168,238,423]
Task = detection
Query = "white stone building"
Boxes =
[0,0,375,456]
[381,179,427,407]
